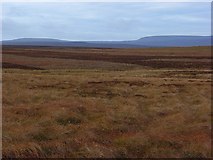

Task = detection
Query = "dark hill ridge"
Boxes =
[134,36,211,47]
[2,36,212,48]
[2,38,145,48]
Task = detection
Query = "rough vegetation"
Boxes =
[2,46,212,158]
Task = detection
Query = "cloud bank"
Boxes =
[2,2,211,40]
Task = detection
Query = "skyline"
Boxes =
[2,2,211,41]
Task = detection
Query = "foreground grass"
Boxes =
[3,68,211,158]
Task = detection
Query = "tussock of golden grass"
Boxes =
[3,68,211,158]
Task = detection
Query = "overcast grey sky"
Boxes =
[2,2,211,41]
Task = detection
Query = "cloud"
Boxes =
[2,0,212,2]
[162,15,209,22]
[2,2,211,40]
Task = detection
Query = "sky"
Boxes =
[2,2,212,41]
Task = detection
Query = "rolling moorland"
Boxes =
[2,45,212,158]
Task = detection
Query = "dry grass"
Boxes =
[2,46,212,158]
[3,68,211,158]
[3,54,141,70]
[3,46,211,69]
[3,46,211,57]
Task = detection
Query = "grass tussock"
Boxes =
[2,44,212,158]
[3,68,211,158]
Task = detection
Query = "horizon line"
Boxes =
[2,34,212,42]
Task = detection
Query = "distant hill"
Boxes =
[2,38,145,48]
[132,36,211,47]
[2,36,211,48]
